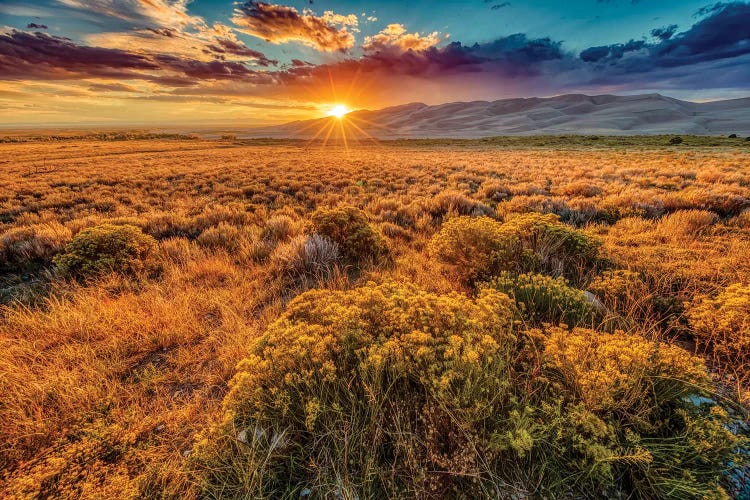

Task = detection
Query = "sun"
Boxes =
[326,104,350,119]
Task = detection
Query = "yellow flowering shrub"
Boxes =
[588,269,646,307]
[542,327,739,498]
[2,418,150,499]
[196,283,740,498]
[309,205,389,266]
[544,327,710,412]
[687,283,750,362]
[197,282,521,496]
[427,215,522,283]
[429,213,601,285]
[484,272,598,327]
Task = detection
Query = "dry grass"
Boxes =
[1,138,749,497]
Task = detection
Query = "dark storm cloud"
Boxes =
[152,54,259,79]
[0,30,267,83]
[650,25,678,41]
[339,33,563,79]
[579,40,646,63]
[204,38,278,66]
[0,30,158,80]
[579,2,750,70]
[654,2,750,66]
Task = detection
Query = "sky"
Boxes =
[1,0,749,126]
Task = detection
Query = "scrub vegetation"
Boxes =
[1,137,749,498]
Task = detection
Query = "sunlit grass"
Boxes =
[0,137,749,497]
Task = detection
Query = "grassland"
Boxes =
[1,136,750,498]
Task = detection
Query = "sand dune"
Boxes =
[249,93,750,139]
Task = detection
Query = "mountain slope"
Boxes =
[250,94,750,138]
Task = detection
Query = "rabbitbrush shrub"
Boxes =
[429,213,601,285]
[310,206,389,266]
[687,283,750,363]
[195,283,740,498]
[484,272,598,327]
[53,224,156,279]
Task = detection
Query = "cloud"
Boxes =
[491,2,512,10]
[650,24,678,41]
[56,0,278,69]
[26,23,48,30]
[232,1,357,52]
[3,0,749,112]
[88,82,139,92]
[259,33,569,105]
[87,23,277,67]
[0,30,268,84]
[0,30,158,80]
[363,24,445,53]
[579,40,646,62]
[579,2,750,69]
[56,0,201,29]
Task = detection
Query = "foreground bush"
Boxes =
[542,327,739,498]
[196,283,739,498]
[484,272,598,327]
[310,206,389,266]
[687,283,750,363]
[53,224,157,279]
[429,213,601,285]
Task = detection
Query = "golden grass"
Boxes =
[1,139,749,497]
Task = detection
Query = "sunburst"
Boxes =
[291,69,386,150]
[327,104,350,119]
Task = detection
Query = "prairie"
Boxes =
[1,136,750,498]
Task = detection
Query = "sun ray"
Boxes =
[305,118,334,146]
[345,118,380,145]
[338,119,349,151]
[321,118,337,148]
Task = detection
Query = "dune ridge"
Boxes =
[251,93,750,138]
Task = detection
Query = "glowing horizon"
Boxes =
[1,1,749,126]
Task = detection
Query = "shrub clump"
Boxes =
[657,209,718,239]
[270,233,340,288]
[429,213,601,285]
[484,272,598,327]
[586,269,664,330]
[309,206,389,266]
[196,283,739,498]
[687,283,750,363]
[542,326,738,498]
[53,224,157,279]
[429,190,494,219]
[0,222,72,269]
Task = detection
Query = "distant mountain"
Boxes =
[249,94,750,139]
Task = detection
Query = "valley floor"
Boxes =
[1,138,749,498]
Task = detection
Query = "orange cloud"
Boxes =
[87,23,277,67]
[57,0,201,28]
[232,1,357,52]
[363,24,445,53]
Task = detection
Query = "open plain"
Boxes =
[1,136,750,498]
